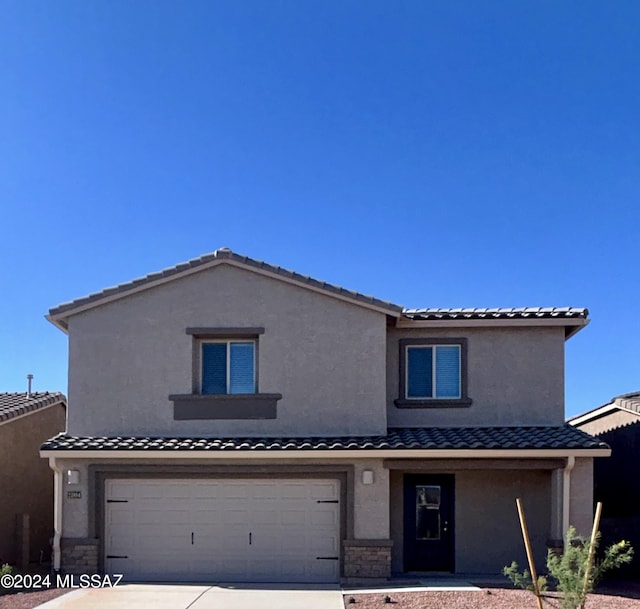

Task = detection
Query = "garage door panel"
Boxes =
[252,483,278,499]
[311,536,339,553]
[279,483,307,499]
[311,509,338,526]
[106,478,341,583]
[279,510,307,525]
[311,481,339,498]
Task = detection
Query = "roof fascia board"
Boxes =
[40,447,611,460]
[47,259,400,332]
[0,400,66,428]
[396,317,588,336]
[569,404,640,428]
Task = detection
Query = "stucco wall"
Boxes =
[0,405,66,565]
[575,410,639,436]
[390,469,551,574]
[387,326,566,427]
[569,457,593,536]
[66,264,387,437]
[352,460,389,539]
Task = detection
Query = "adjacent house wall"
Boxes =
[387,326,566,427]
[575,410,640,436]
[66,265,387,437]
[0,405,66,565]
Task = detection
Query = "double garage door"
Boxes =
[105,478,340,583]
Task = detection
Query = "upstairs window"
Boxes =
[407,345,461,399]
[396,338,470,407]
[202,341,255,395]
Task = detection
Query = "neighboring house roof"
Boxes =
[47,248,589,338]
[0,392,67,426]
[569,391,640,431]
[41,425,607,455]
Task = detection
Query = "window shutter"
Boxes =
[202,343,227,394]
[229,342,255,394]
[407,347,433,398]
[435,345,460,398]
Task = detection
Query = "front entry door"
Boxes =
[403,474,454,572]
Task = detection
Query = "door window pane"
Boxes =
[416,485,441,540]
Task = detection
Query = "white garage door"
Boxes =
[105,478,340,583]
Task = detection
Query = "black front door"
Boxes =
[403,474,454,572]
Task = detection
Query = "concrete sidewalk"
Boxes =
[36,583,345,609]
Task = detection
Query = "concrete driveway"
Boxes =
[36,583,345,609]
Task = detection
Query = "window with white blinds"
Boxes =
[202,341,255,394]
[406,344,461,399]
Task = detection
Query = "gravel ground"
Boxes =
[0,588,68,609]
[1,584,640,609]
[344,587,640,609]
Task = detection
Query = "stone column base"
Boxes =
[60,538,99,574]
[343,539,393,579]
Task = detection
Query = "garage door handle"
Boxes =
[316,556,339,560]
[191,532,194,545]
[249,532,252,545]
[106,555,128,559]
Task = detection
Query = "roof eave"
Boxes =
[47,255,403,330]
[569,404,640,428]
[40,447,611,459]
[46,313,69,333]
[396,316,589,340]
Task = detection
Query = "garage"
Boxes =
[104,478,341,583]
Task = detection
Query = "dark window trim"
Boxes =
[395,337,471,409]
[170,393,282,420]
[187,328,264,394]
[186,327,265,338]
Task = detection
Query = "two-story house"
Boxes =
[41,248,608,583]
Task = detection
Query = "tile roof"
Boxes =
[47,248,588,333]
[48,248,404,318]
[402,307,589,320]
[41,425,606,452]
[0,392,66,424]
[568,390,640,427]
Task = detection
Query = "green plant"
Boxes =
[503,560,548,594]
[0,564,13,576]
[503,527,633,609]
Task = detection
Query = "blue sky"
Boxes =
[1,1,638,417]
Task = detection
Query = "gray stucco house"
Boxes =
[1,391,66,568]
[40,248,608,582]
[570,392,640,579]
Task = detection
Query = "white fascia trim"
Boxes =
[47,259,400,332]
[568,405,618,427]
[396,318,588,332]
[569,404,640,428]
[0,401,66,428]
[39,448,611,460]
